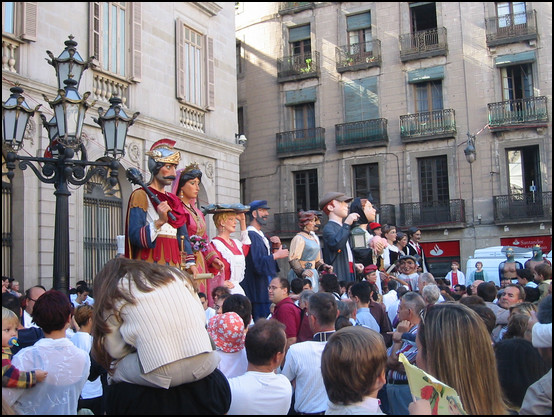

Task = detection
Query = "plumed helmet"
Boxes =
[146,139,181,176]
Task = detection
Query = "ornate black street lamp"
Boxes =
[2,36,139,294]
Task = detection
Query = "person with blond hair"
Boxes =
[410,302,507,415]
[210,207,251,296]
[322,326,387,414]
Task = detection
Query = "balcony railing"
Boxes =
[488,96,548,131]
[485,10,537,46]
[398,200,465,228]
[335,40,381,73]
[335,118,388,150]
[399,27,447,62]
[277,51,320,82]
[276,127,326,158]
[494,192,552,223]
[400,109,456,141]
[278,2,315,15]
[377,204,396,227]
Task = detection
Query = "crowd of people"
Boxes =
[1,143,552,415]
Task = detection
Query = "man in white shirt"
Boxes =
[281,292,339,414]
[22,285,46,328]
[227,318,292,415]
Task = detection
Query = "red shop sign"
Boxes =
[500,236,552,253]
[420,241,460,258]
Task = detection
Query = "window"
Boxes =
[347,12,372,55]
[292,103,315,134]
[353,164,380,205]
[496,2,527,27]
[176,20,215,109]
[414,81,443,112]
[343,77,379,122]
[419,156,449,204]
[89,2,141,80]
[83,172,123,283]
[418,156,450,224]
[236,41,244,76]
[507,146,540,195]
[501,63,533,100]
[238,106,245,135]
[410,2,437,33]
[3,2,14,34]
[289,24,311,57]
[294,170,319,211]
[2,2,37,41]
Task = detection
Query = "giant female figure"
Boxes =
[173,163,224,306]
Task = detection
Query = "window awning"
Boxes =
[495,51,536,67]
[408,66,445,83]
[285,86,317,105]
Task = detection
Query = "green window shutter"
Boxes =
[289,24,311,42]
[344,77,378,122]
[285,87,317,106]
[408,66,445,83]
[346,12,371,31]
[495,51,536,67]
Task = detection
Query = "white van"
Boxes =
[465,246,533,287]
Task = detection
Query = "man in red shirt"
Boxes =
[268,277,301,363]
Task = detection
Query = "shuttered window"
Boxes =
[89,2,142,80]
[343,77,379,122]
[2,2,38,41]
[176,19,215,109]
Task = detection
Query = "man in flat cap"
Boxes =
[319,192,363,282]
[241,200,289,321]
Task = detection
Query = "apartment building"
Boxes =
[236,2,552,277]
[2,2,240,288]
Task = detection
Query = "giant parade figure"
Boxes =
[124,139,193,270]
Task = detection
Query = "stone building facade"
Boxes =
[2,2,241,289]
[236,2,552,277]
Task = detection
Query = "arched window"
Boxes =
[83,171,123,285]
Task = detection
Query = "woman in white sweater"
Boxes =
[91,257,219,389]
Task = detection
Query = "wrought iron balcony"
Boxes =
[485,10,537,47]
[400,109,456,142]
[335,118,388,150]
[377,204,396,227]
[278,2,315,15]
[488,96,548,132]
[399,27,447,62]
[494,192,552,223]
[335,40,381,73]
[276,127,326,158]
[277,51,320,82]
[398,199,465,228]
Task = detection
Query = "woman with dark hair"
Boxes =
[3,290,90,414]
[91,257,230,414]
[173,162,225,307]
[287,211,332,292]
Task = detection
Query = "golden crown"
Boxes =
[183,162,200,173]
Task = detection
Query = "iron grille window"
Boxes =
[83,172,123,286]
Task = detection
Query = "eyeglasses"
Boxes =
[268,285,282,291]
